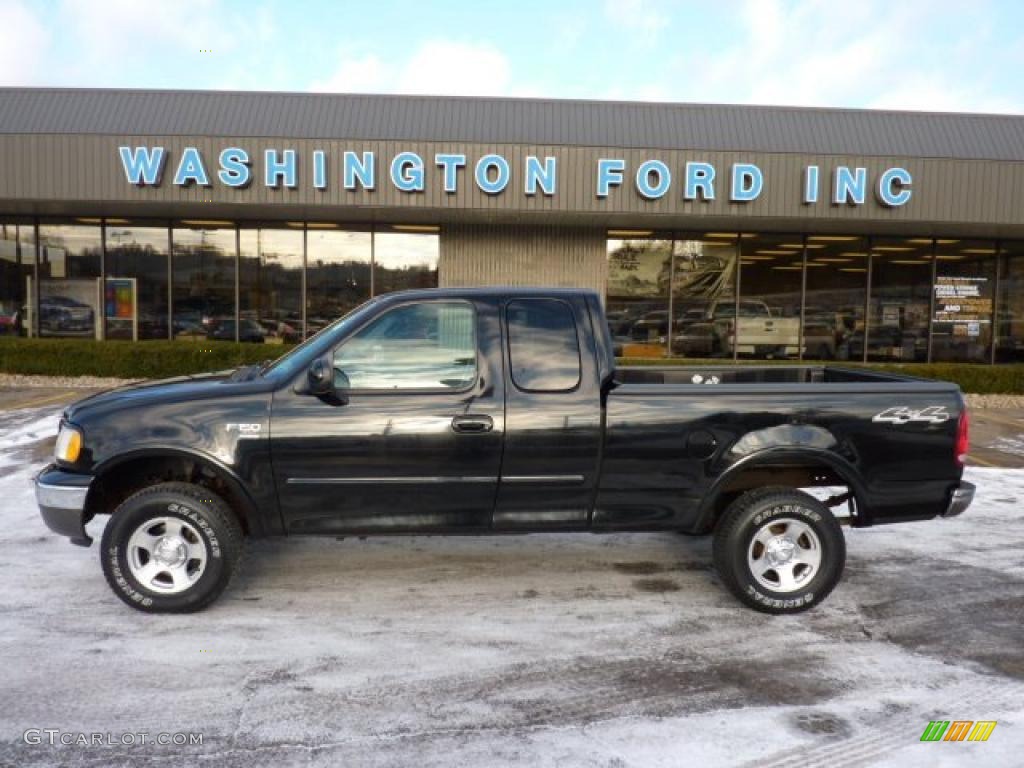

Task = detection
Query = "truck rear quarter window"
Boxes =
[506,299,581,392]
[333,301,477,390]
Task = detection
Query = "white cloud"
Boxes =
[604,0,669,34]
[311,39,532,98]
[0,0,49,86]
[640,0,1024,113]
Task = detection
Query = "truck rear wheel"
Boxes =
[712,486,845,614]
[100,482,243,613]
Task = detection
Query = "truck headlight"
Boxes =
[55,424,83,464]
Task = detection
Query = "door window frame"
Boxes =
[330,298,480,395]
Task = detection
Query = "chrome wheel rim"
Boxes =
[747,517,822,593]
[126,516,208,594]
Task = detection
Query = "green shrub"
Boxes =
[0,338,292,379]
[1,339,1022,393]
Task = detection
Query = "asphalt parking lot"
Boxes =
[1,387,1023,766]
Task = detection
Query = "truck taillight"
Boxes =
[956,408,969,465]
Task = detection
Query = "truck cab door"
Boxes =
[270,297,504,534]
[493,296,603,530]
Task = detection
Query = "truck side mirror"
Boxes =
[307,356,335,397]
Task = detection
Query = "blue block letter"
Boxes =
[475,154,510,195]
[597,158,625,198]
[344,151,375,190]
[391,152,424,192]
[877,167,912,207]
[525,155,557,196]
[684,162,715,201]
[265,149,297,188]
[119,146,166,186]
[218,147,251,188]
[435,153,466,193]
[636,160,671,200]
[174,147,210,187]
[730,163,763,202]
[833,166,867,205]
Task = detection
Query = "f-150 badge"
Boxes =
[872,406,951,424]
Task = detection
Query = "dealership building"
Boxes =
[1,87,1023,362]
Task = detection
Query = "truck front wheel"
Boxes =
[100,482,243,613]
[712,487,845,614]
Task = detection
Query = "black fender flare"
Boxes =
[693,446,869,533]
[87,447,267,537]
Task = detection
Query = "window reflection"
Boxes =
[803,236,868,361]
[334,301,476,390]
[607,238,672,357]
[37,224,102,339]
[104,224,169,340]
[0,221,34,337]
[670,235,737,358]
[507,299,581,391]
[374,231,440,294]
[996,241,1024,362]
[866,238,932,362]
[240,228,303,344]
[307,228,371,338]
[738,234,803,359]
[172,226,236,342]
[932,239,995,362]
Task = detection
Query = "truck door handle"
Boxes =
[452,415,493,434]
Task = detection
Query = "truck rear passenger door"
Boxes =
[494,297,603,529]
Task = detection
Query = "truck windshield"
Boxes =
[259,298,381,378]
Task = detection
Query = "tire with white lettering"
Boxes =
[100,482,243,613]
[712,486,845,614]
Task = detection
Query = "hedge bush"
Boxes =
[0,337,292,379]
[1,338,1022,393]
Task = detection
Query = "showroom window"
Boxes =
[995,241,1024,363]
[606,236,672,357]
[931,239,996,363]
[867,237,932,362]
[0,220,34,337]
[374,228,440,295]
[306,226,372,339]
[738,234,803,360]
[239,227,303,344]
[803,236,869,361]
[104,222,169,340]
[171,224,236,342]
[669,234,737,359]
[36,223,103,339]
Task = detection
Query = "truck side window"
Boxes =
[507,299,581,392]
[333,301,476,390]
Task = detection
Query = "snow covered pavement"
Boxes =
[0,404,1022,766]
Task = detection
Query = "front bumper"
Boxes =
[942,481,975,518]
[35,465,94,546]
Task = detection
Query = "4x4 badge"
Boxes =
[872,406,952,425]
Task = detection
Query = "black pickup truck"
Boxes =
[35,287,974,614]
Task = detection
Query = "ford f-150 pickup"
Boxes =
[35,287,974,614]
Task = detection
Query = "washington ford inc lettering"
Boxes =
[118,146,914,207]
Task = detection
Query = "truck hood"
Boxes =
[63,369,244,424]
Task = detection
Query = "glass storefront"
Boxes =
[240,227,303,344]
[605,231,1018,363]
[0,215,1019,364]
[306,227,372,338]
[104,223,169,340]
[37,223,102,338]
[172,224,236,342]
[0,220,33,337]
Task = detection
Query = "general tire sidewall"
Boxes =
[102,492,230,612]
[728,498,844,612]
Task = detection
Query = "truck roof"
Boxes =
[377,286,603,302]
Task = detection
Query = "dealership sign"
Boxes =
[119,146,913,207]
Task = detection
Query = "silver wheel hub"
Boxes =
[747,516,822,593]
[153,536,187,568]
[126,516,208,594]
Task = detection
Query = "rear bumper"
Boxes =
[942,481,975,518]
[34,465,94,546]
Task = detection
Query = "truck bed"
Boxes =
[615,364,941,388]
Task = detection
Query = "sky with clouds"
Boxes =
[1,0,1022,113]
